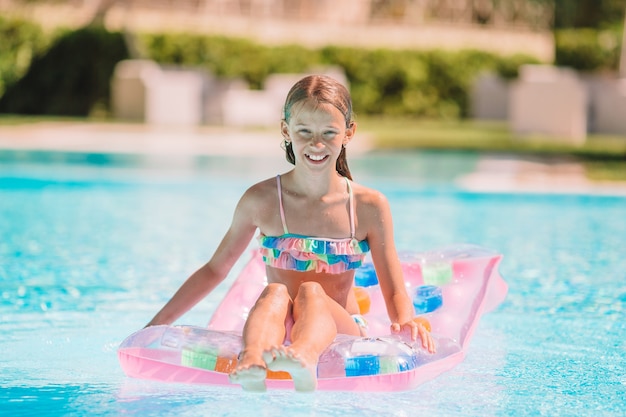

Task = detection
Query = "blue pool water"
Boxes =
[1,150,624,416]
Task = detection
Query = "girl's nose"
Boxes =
[309,134,324,147]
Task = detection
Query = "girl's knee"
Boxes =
[252,283,291,314]
[295,281,325,301]
[260,282,290,301]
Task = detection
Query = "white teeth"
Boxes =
[307,154,325,161]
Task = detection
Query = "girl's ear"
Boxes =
[344,121,357,145]
[281,120,290,141]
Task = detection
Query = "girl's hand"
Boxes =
[390,319,436,353]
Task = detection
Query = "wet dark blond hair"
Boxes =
[282,75,354,180]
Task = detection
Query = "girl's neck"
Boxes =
[284,169,346,200]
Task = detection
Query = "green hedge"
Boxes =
[140,33,540,118]
[0,25,129,116]
[0,20,547,118]
[0,16,49,98]
[555,28,622,72]
[4,20,623,118]
[141,33,321,89]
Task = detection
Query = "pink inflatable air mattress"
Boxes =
[118,244,507,391]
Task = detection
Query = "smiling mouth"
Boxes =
[306,153,328,162]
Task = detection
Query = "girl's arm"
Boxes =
[145,187,259,327]
[364,189,436,353]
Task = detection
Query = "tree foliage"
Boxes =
[554,0,625,29]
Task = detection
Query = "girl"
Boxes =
[145,75,435,392]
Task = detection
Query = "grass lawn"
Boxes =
[0,114,93,126]
[357,117,626,182]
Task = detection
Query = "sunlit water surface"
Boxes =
[1,150,624,416]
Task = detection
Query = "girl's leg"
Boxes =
[229,283,291,391]
[290,281,338,355]
[263,281,360,391]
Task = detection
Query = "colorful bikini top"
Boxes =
[258,175,370,274]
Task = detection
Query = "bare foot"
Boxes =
[229,353,267,392]
[262,346,317,392]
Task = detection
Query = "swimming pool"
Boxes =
[1,150,624,416]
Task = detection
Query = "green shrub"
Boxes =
[555,28,622,71]
[140,33,320,89]
[0,25,130,116]
[319,46,532,118]
[495,53,542,79]
[140,34,536,117]
[1,23,546,119]
[321,47,416,115]
[0,17,49,97]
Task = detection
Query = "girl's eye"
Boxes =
[295,129,338,139]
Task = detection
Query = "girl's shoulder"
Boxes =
[247,176,277,193]
[350,180,390,210]
[233,177,280,229]
[240,177,278,206]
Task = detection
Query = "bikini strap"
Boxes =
[345,177,356,239]
[276,175,289,234]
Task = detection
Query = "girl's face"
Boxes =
[281,100,355,170]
